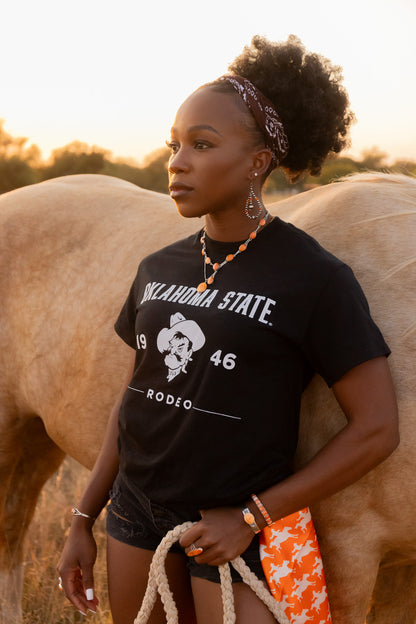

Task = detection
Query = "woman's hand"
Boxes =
[179,506,255,566]
[57,518,100,616]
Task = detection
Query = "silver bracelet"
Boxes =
[72,507,95,520]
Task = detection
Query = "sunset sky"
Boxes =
[3,0,415,165]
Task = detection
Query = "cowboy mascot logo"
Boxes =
[157,312,205,382]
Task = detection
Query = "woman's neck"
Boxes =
[204,205,269,242]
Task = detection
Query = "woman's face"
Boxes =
[167,87,258,220]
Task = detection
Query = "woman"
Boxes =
[58,35,399,624]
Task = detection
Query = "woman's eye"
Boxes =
[165,140,179,154]
[194,141,210,150]
[165,139,210,153]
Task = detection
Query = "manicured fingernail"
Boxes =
[86,588,94,601]
[78,610,87,616]
[88,608,96,614]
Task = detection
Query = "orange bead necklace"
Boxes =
[196,211,271,292]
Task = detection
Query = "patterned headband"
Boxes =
[218,74,289,169]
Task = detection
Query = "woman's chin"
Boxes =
[174,203,205,220]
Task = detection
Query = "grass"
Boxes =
[22,458,112,624]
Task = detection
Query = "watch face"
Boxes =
[244,512,255,524]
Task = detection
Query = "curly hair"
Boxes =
[208,35,354,180]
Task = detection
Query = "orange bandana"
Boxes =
[260,507,332,623]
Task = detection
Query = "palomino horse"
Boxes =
[0,173,415,623]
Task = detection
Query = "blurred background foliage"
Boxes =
[0,119,415,196]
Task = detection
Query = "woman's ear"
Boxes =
[252,148,273,177]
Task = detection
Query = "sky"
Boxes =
[2,0,415,165]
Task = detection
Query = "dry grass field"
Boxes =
[23,458,112,624]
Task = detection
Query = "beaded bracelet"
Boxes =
[251,494,273,527]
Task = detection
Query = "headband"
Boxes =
[218,74,289,169]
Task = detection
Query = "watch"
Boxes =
[242,506,261,534]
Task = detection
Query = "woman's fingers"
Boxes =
[59,568,87,614]
[80,564,98,611]
[179,524,203,549]
[58,566,99,615]
[180,507,255,566]
[179,507,255,567]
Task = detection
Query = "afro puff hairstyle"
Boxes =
[214,35,355,180]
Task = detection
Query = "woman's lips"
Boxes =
[169,183,193,199]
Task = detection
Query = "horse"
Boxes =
[0,172,415,623]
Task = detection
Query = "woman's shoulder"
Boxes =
[268,216,345,272]
[140,230,201,266]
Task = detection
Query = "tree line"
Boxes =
[0,119,415,196]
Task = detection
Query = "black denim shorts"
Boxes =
[106,474,265,584]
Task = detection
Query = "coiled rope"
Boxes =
[134,521,290,624]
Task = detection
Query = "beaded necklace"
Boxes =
[196,211,271,292]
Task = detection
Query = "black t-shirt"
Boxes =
[114,217,390,510]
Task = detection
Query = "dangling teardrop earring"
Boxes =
[244,173,263,220]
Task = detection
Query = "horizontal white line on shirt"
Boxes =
[192,406,241,420]
[127,385,145,393]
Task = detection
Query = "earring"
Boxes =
[244,173,263,220]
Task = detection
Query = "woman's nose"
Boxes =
[168,148,189,174]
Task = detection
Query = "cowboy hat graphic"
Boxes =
[157,313,205,381]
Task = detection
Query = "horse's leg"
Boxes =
[317,530,380,624]
[366,563,416,624]
[0,413,64,624]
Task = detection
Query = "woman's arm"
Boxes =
[180,356,399,564]
[255,355,399,523]
[57,351,136,615]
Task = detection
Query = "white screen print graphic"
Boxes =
[130,311,240,420]
[156,312,205,382]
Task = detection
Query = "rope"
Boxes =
[134,521,290,624]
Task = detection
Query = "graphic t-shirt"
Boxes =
[114,218,390,510]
